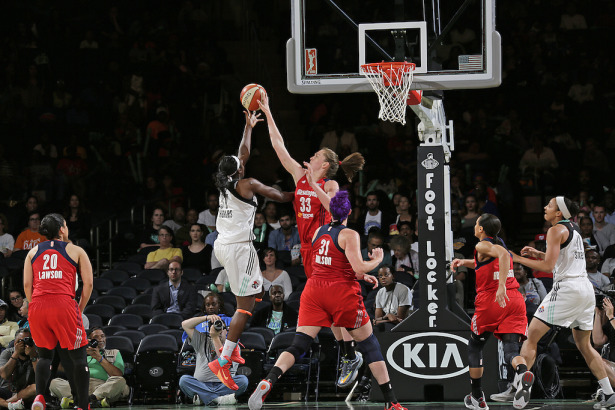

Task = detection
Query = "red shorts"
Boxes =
[300,246,313,278]
[472,289,528,340]
[298,278,369,329]
[29,295,88,350]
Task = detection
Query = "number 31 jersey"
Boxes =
[294,175,331,245]
[311,223,355,282]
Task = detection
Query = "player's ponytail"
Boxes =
[40,213,66,240]
[478,213,506,248]
[322,149,365,182]
[214,155,241,200]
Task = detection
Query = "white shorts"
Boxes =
[214,242,262,297]
[534,277,595,331]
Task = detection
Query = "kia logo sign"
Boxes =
[386,332,468,379]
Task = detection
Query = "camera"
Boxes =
[595,289,615,310]
[23,337,35,347]
[88,339,99,348]
[213,319,226,331]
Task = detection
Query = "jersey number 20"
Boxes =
[43,253,58,270]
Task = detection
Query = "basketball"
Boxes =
[240,83,266,111]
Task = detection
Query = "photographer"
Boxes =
[49,327,129,408]
[592,295,615,391]
[0,329,38,409]
[180,309,248,405]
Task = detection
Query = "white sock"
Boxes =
[221,340,237,360]
[599,377,614,395]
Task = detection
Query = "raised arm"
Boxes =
[237,111,262,165]
[304,162,338,212]
[339,228,383,276]
[258,95,304,183]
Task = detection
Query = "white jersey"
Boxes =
[216,183,257,245]
[552,220,587,282]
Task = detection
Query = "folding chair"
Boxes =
[113,261,143,275]
[237,331,267,390]
[85,313,103,329]
[122,304,153,322]
[137,269,166,285]
[108,313,144,330]
[132,334,179,404]
[150,313,183,329]
[132,294,152,306]
[115,330,146,351]
[93,277,114,294]
[94,295,126,313]
[121,277,152,293]
[100,269,130,286]
[102,325,128,336]
[245,326,275,348]
[138,323,168,335]
[107,286,138,303]
[181,267,202,283]
[84,304,115,324]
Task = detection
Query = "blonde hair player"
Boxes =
[513,196,615,409]
[258,95,367,388]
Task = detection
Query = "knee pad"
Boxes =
[468,332,488,368]
[501,334,522,365]
[286,332,313,361]
[356,334,384,365]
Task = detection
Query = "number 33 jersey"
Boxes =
[294,175,331,245]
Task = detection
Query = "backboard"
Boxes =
[287,0,500,93]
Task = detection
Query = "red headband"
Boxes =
[338,160,342,165]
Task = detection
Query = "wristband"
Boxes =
[609,317,615,322]
[9,357,18,362]
[98,356,104,363]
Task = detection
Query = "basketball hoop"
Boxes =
[360,62,416,125]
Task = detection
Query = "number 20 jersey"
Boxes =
[31,240,78,298]
[294,175,331,245]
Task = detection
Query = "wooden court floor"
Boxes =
[105,399,604,409]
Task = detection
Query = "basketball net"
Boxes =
[360,62,416,125]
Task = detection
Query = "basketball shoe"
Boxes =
[208,356,238,390]
[464,393,489,409]
[337,351,363,387]
[32,395,46,410]
[218,345,245,364]
[248,380,271,410]
[513,370,534,409]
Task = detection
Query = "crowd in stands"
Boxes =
[0,0,614,407]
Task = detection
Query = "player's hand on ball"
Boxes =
[244,110,263,128]
[257,93,270,114]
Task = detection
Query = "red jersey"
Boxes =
[31,240,78,298]
[474,238,518,295]
[311,223,355,281]
[294,175,331,245]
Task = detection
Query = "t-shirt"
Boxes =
[0,348,34,390]
[375,283,412,315]
[15,230,46,250]
[262,271,293,300]
[364,211,382,236]
[146,247,183,263]
[189,328,238,383]
[588,271,611,290]
[197,210,217,229]
[0,233,15,253]
[87,349,125,381]
[518,278,547,306]
[267,310,284,334]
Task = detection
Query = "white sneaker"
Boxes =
[592,388,605,403]
[513,371,534,409]
[594,391,615,409]
[8,399,24,410]
[248,380,272,410]
[464,393,489,409]
[490,384,515,402]
[215,393,237,405]
[193,394,201,405]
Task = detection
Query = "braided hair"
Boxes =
[214,155,241,200]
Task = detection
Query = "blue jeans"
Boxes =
[179,374,249,405]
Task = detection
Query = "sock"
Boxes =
[265,366,284,386]
[515,363,528,374]
[337,339,347,358]
[220,340,237,364]
[344,341,356,361]
[599,377,615,395]
[379,381,397,406]
[471,377,482,399]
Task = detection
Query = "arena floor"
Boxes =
[107,399,603,409]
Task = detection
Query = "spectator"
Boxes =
[175,208,199,247]
[514,262,547,318]
[528,235,554,292]
[252,211,272,253]
[0,300,19,349]
[519,136,559,191]
[593,205,615,255]
[592,297,615,392]
[49,327,129,408]
[389,193,413,235]
[163,206,186,232]
[11,196,39,237]
[389,234,418,283]
[263,202,280,230]
[267,211,300,255]
[579,216,601,252]
[560,2,588,30]
[181,223,212,274]
[0,213,14,258]
[261,248,293,299]
[451,213,476,258]
[361,231,392,275]
[0,329,37,409]
[373,266,412,328]
[214,269,230,294]
[16,299,28,331]
[13,212,45,251]
[250,284,298,334]
[144,226,183,270]
[357,192,395,238]
[140,208,165,249]
[7,290,25,323]
[179,310,249,406]
[63,194,91,249]
[461,194,481,229]
[151,261,198,319]
[197,193,219,233]
[586,249,610,290]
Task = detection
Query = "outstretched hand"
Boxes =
[244,110,263,128]
[257,94,270,116]
[303,161,317,187]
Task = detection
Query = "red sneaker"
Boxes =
[219,345,245,364]
[32,394,46,410]
[208,357,238,390]
[385,403,408,410]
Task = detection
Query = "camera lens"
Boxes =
[213,319,224,331]
[89,339,98,348]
